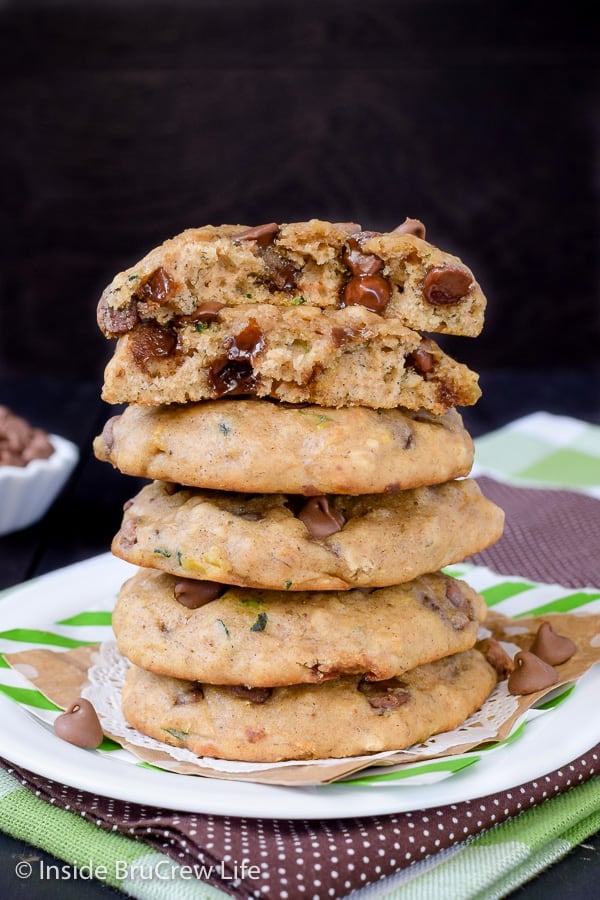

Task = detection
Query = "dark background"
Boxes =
[0,0,598,387]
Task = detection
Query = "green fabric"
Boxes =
[472,413,600,493]
[1,765,599,899]
[0,768,226,899]
[382,776,600,899]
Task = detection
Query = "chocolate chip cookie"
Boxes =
[93,400,474,495]
[112,568,488,687]
[111,478,504,590]
[99,304,480,411]
[120,648,497,761]
[97,219,486,341]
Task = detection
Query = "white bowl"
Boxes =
[0,434,80,536]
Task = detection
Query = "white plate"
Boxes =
[0,554,599,820]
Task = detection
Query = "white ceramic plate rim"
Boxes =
[0,554,599,820]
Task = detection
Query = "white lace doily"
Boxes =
[83,641,520,775]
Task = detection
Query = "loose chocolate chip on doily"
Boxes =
[530,621,577,666]
[507,650,559,695]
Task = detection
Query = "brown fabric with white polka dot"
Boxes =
[1,749,598,898]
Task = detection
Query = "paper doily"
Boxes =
[83,641,520,776]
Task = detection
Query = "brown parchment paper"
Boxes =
[5,611,600,787]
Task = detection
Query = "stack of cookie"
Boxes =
[93,218,504,762]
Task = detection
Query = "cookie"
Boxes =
[112,568,488,686]
[93,400,475,495]
[97,219,486,341]
[120,649,497,761]
[99,304,480,411]
[112,479,504,591]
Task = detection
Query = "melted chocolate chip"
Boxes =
[54,698,104,749]
[209,359,257,397]
[358,678,411,710]
[507,650,559,695]
[341,274,392,314]
[261,246,299,292]
[208,319,265,397]
[406,347,435,375]
[392,217,426,239]
[423,267,472,306]
[129,321,177,369]
[174,579,225,608]
[134,266,176,305]
[178,301,225,326]
[343,237,385,276]
[233,222,280,248]
[225,319,265,359]
[331,326,361,347]
[444,577,468,610]
[175,685,205,704]
[530,621,577,666]
[228,685,273,703]
[297,496,345,538]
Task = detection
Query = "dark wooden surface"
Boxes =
[0,372,599,897]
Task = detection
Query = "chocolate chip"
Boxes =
[101,415,120,453]
[444,577,468,610]
[297,496,345,538]
[392,217,426,239]
[177,301,225,326]
[118,515,138,549]
[233,222,280,248]
[225,319,265,360]
[134,266,176,305]
[53,698,104,749]
[0,407,54,467]
[208,359,257,397]
[530,621,577,666]
[261,246,299,292]
[331,326,361,347]
[129,321,177,369]
[358,678,411,710]
[175,685,204,704]
[228,685,273,703]
[343,237,385,276]
[480,638,514,680]
[174,579,225,608]
[423,267,472,306]
[341,274,392,314]
[507,650,559,695]
[97,297,139,336]
[208,319,265,397]
[406,347,435,374]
